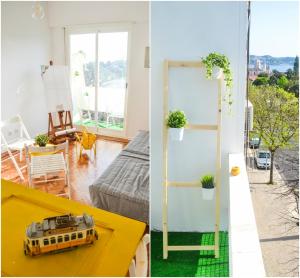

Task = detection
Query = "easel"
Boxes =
[162,60,222,259]
[48,110,76,144]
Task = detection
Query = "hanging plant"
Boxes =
[202,52,233,112]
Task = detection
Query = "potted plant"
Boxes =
[35,134,49,147]
[201,174,215,200]
[202,52,233,111]
[166,110,187,141]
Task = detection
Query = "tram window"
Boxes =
[50,237,56,244]
[32,240,35,246]
[64,235,69,242]
[44,239,49,246]
[71,233,76,240]
[57,236,63,243]
[86,230,89,235]
[90,229,93,234]
[78,232,83,239]
[36,240,39,245]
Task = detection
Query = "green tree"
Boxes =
[268,74,278,85]
[293,56,299,77]
[276,75,289,89]
[249,85,299,184]
[286,69,294,80]
[252,76,269,86]
[258,72,269,78]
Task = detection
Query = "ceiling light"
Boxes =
[32,2,45,20]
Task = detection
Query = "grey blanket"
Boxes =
[89,131,149,223]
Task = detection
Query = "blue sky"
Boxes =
[250,1,299,57]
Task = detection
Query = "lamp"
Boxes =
[32,2,45,20]
[144,46,150,68]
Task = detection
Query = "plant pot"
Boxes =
[202,187,215,200]
[169,127,184,141]
[212,66,222,79]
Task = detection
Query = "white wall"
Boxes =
[47,1,149,139]
[1,1,51,136]
[151,1,248,231]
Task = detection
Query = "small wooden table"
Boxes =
[1,179,146,276]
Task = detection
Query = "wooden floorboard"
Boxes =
[1,139,127,205]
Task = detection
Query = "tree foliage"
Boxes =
[252,76,269,86]
[249,85,299,184]
[294,56,299,77]
[276,75,289,89]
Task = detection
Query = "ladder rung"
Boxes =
[185,124,218,130]
[168,245,216,251]
[168,181,200,187]
[167,61,203,68]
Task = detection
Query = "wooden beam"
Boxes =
[168,181,201,187]
[168,245,215,251]
[162,59,169,260]
[185,124,218,131]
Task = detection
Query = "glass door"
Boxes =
[69,27,130,137]
[70,33,97,127]
[97,32,128,132]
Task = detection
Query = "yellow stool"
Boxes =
[75,127,97,160]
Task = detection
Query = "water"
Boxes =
[269,64,293,73]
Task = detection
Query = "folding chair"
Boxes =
[1,115,34,180]
[25,141,71,199]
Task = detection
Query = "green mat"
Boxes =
[151,231,229,277]
[74,120,124,131]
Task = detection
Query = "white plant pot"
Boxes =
[202,187,215,200]
[169,127,184,141]
[212,66,222,79]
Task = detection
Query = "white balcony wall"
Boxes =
[47,1,149,139]
[229,153,265,277]
[1,1,51,136]
[151,1,248,231]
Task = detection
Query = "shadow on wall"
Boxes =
[16,72,49,137]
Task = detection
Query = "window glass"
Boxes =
[50,237,56,244]
[44,239,49,246]
[36,240,39,245]
[32,240,35,246]
[78,232,83,239]
[64,235,70,242]
[58,236,63,243]
[71,233,76,240]
[86,230,89,235]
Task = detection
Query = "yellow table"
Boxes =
[1,179,146,277]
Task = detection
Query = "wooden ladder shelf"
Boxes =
[162,60,223,259]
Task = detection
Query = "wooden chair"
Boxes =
[25,141,71,199]
[1,115,34,180]
[75,127,97,160]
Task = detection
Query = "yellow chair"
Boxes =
[75,127,97,160]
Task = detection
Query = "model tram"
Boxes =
[24,213,98,256]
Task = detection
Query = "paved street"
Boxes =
[247,148,299,277]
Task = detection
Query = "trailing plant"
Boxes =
[35,134,49,147]
[201,174,215,189]
[166,110,187,128]
[202,52,233,111]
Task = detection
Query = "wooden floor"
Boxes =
[1,138,127,205]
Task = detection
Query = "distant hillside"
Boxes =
[250,55,295,66]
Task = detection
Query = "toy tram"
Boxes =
[24,213,98,256]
